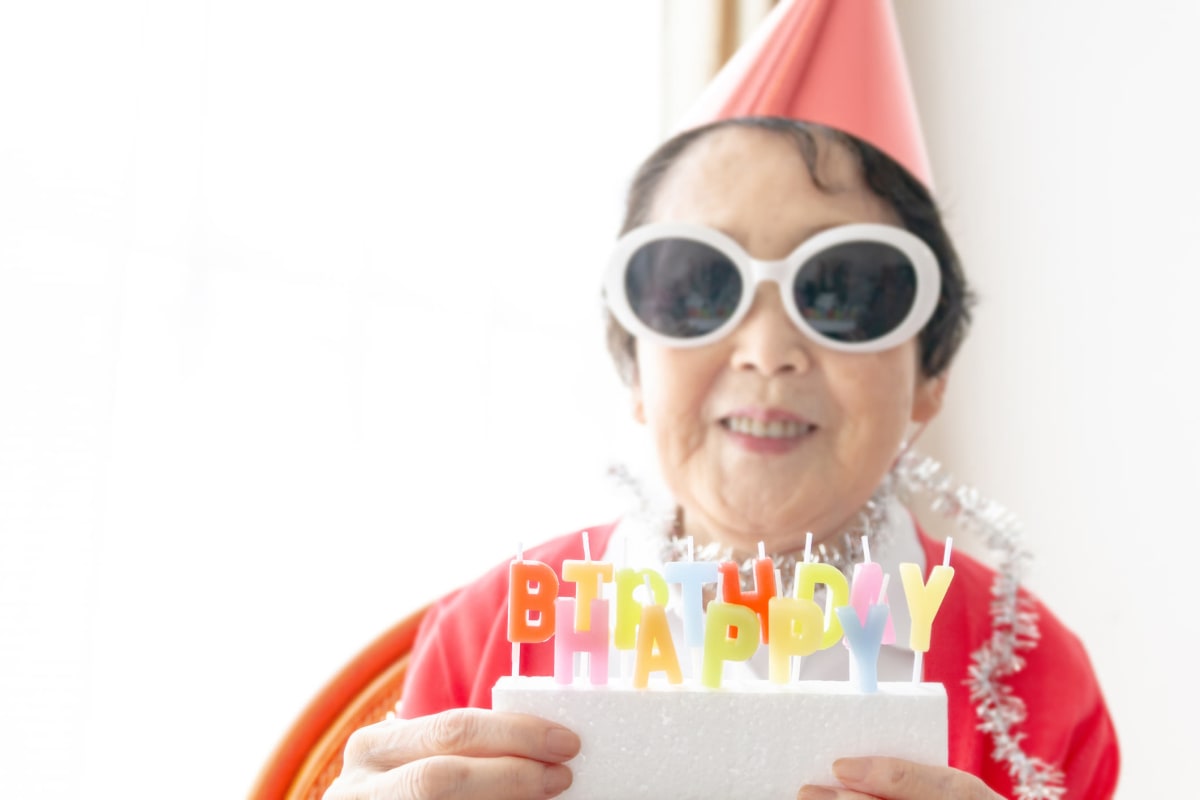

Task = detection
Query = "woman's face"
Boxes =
[631,127,945,555]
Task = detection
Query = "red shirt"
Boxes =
[400,522,1119,799]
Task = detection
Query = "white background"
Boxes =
[899,2,1200,797]
[2,2,1196,798]
[1,2,660,797]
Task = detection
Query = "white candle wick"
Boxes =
[877,574,890,605]
[943,537,954,567]
[861,534,871,563]
[758,541,766,559]
[517,541,524,562]
[687,535,694,562]
[582,530,591,561]
[804,532,813,563]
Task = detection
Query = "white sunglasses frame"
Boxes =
[604,222,941,353]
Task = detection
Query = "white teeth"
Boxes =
[725,417,811,439]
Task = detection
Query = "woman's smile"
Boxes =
[718,407,817,454]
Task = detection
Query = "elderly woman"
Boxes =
[322,115,1118,799]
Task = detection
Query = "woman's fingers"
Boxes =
[326,754,571,800]
[346,708,581,769]
[796,786,875,800]
[795,757,1002,800]
[326,709,581,800]
[383,754,572,800]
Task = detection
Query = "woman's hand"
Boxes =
[797,757,1003,800]
[323,708,581,800]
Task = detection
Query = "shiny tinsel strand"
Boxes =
[894,450,1066,799]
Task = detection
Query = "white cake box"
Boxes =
[493,676,947,800]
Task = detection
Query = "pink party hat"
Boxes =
[677,0,932,188]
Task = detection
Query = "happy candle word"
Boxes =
[507,535,954,692]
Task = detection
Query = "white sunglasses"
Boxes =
[604,222,941,353]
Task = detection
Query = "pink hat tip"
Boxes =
[677,0,933,190]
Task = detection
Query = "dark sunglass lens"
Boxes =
[793,242,918,343]
[625,239,742,338]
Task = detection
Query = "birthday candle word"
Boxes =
[505,533,957,692]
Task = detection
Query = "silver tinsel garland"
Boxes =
[893,450,1066,800]
[610,450,1068,799]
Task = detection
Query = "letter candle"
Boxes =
[900,537,955,682]
[848,535,896,646]
[718,541,776,643]
[614,567,668,650]
[767,594,823,684]
[507,542,559,677]
[793,558,850,650]
[701,601,759,689]
[836,575,891,692]
[554,596,610,685]
[633,574,683,688]
[663,535,718,677]
[788,532,816,682]
[562,530,613,632]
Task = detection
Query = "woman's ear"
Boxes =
[912,370,949,424]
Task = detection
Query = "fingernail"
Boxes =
[545,727,581,759]
[833,757,870,783]
[796,787,837,800]
[543,764,572,796]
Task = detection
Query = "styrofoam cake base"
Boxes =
[493,676,947,800]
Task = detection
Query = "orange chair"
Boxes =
[249,605,430,800]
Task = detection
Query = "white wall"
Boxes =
[896,3,1200,797]
[0,3,659,797]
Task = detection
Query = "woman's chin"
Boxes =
[702,508,817,555]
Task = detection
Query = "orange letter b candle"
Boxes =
[508,560,559,643]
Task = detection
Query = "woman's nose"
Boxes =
[729,284,812,375]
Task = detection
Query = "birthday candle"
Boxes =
[793,561,850,649]
[835,603,890,693]
[717,542,777,643]
[633,577,683,688]
[848,539,896,645]
[614,567,669,650]
[766,596,824,684]
[700,601,759,689]
[553,596,610,686]
[662,537,719,649]
[508,559,560,641]
[562,531,613,632]
[508,553,560,675]
[900,538,955,681]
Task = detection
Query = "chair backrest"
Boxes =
[249,605,431,800]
